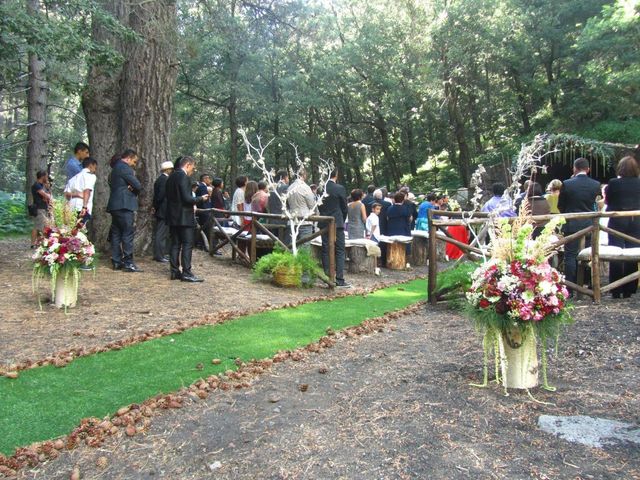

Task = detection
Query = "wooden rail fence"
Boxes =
[427,209,640,305]
[198,208,337,283]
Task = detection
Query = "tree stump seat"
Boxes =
[378,235,413,270]
[411,230,429,266]
[309,237,380,275]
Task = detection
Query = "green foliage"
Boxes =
[436,261,479,296]
[401,151,463,194]
[3,0,639,196]
[253,247,323,287]
[578,118,640,145]
[434,260,480,308]
[0,278,426,455]
[0,191,30,237]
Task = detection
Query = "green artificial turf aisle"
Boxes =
[0,279,426,455]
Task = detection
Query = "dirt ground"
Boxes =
[13,289,640,479]
[0,238,425,367]
[2,237,639,479]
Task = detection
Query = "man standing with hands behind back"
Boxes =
[152,161,174,262]
[318,169,351,288]
[558,157,601,293]
[107,149,142,272]
[165,156,209,283]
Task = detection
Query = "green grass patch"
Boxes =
[0,278,426,455]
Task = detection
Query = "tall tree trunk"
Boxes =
[83,0,177,253]
[509,68,532,134]
[25,0,48,203]
[467,91,483,154]
[444,78,471,186]
[83,0,127,249]
[228,95,238,185]
[373,111,401,188]
[308,107,319,184]
[545,49,559,117]
[121,0,178,253]
[404,104,417,176]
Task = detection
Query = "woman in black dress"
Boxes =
[604,156,640,298]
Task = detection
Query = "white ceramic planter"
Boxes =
[500,328,539,389]
[54,270,78,309]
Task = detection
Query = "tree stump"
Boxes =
[386,242,407,270]
[347,246,376,274]
[411,236,429,266]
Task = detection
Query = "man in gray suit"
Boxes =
[107,149,142,272]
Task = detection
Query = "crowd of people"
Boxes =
[476,156,640,299]
[28,143,640,296]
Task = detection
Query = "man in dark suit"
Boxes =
[165,156,209,282]
[152,161,174,262]
[195,173,213,250]
[318,170,350,287]
[558,157,601,290]
[107,148,142,272]
[362,184,376,216]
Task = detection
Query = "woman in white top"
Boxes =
[231,175,248,227]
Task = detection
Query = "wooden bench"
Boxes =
[577,245,640,295]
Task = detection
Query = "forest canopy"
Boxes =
[1,0,639,196]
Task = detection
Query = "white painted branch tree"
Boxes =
[239,129,334,256]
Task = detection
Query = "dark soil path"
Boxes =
[17,297,640,479]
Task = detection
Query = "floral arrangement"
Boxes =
[32,204,95,307]
[465,215,573,391]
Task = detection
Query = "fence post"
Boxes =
[428,209,437,305]
[591,217,601,304]
[328,218,336,282]
[250,215,257,265]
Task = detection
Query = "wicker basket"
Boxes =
[273,266,301,288]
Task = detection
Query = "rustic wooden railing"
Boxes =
[427,209,640,305]
[198,208,337,283]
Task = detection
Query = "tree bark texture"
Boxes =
[82,0,128,248]
[444,77,471,187]
[83,0,178,253]
[121,0,178,253]
[25,0,48,203]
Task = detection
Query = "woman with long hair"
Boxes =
[605,156,640,298]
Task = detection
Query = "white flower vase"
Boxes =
[500,327,539,389]
[54,270,78,309]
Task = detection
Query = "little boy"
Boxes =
[366,203,382,243]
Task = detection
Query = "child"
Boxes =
[366,203,382,243]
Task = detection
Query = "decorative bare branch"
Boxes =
[239,128,334,255]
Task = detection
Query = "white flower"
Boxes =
[537,280,554,296]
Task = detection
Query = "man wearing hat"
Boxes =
[152,161,174,262]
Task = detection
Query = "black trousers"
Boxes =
[321,227,345,283]
[170,225,195,275]
[609,217,640,296]
[110,209,135,265]
[153,217,169,260]
[563,221,591,287]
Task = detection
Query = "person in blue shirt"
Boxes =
[416,193,437,230]
[481,183,516,217]
[64,142,90,182]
